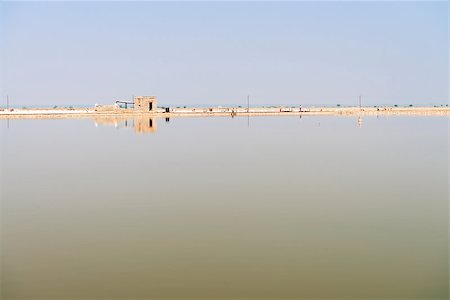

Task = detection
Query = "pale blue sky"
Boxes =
[0,1,448,107]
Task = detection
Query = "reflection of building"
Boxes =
[94,116,128,127]
[358,115,362,128]
[134,117,157,134]
[134,96,157,112]
[94,116,157,134]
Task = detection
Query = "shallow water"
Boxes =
[1,115,448,299]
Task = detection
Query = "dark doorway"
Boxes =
[149,102,153,111]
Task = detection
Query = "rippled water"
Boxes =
[1,115,448,299]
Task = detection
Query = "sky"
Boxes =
[0,1,448,107]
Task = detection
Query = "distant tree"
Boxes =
[53,105,58,109]
[394,104,398,107]
[409,104,413,107]
[336,104,341,107]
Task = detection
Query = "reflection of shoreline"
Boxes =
[94,117,157,134]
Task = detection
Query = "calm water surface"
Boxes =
[1,115,448,299]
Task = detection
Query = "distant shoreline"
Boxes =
[0,106,449,119]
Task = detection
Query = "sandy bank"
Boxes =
[0,106,449,119]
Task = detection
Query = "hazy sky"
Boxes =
[0,1,448,107]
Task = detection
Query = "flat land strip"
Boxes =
[0,106,449,119]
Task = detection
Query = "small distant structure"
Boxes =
[134,96,157,112]
[114,96,158,111]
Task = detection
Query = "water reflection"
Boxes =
[1,116,448,299]
[92,115,364,135]
[134,117,157,134]
[94,116,158,134]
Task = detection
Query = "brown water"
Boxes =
[1,115,448,299]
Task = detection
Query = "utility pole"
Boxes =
[6,95,10,129]
[358,95,362,128]
[247,95,250,128]
[247,95,250,112]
